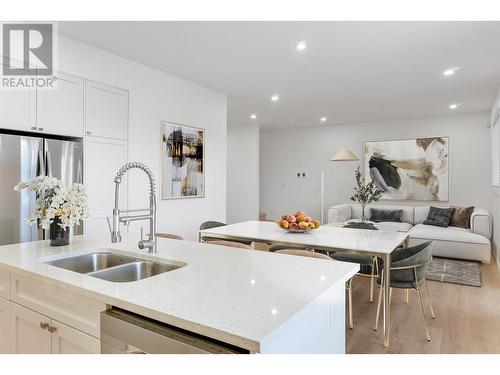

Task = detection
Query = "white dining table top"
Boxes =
[200,221,409,254]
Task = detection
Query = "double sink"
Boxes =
[44,251,185,282]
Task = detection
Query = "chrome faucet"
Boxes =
[111,162,158,254]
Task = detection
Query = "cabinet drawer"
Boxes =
[10,273,106,338]
[0,268,9,299]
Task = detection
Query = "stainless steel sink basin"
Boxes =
[89,261,181,282]
[44,251,185,282]
[45,252,136,274]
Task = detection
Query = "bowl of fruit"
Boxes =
[276,211,321,233]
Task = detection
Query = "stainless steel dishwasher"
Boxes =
[101,308,247,354]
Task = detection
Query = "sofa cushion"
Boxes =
[369,208,402,223]
[450,206,474,229]
[414,206,455,224]
[423,206,455,227]
[409,224,490,245]
[375,221,413,233]
[365,204,414,224]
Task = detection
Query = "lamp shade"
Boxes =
[330,149,359,161]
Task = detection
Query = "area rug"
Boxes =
[426,257,482,287]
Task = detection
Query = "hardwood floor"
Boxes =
[346,261,500,354]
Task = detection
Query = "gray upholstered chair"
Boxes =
[374,240,435,342]
[330,224,379,329]
[198,221,253,245]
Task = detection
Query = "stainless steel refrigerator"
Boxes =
[0,131,83,246]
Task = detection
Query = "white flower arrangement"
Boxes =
[14,176,90,230]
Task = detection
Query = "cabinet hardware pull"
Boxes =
[38,127,44,131]
[40,322,49,330]
[47,325,57,333]
[31,126,37,130]
[86,131,91,135]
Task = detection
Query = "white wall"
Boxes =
[260,112,491,223]
[58,35,227,240]
[227,125,260,223]
[490,89,500,265]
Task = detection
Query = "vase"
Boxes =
[50,216,70,246]
[360,203,367,223]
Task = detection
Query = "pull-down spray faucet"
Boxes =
[110,162,157,254]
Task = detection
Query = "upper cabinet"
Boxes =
[36,72,84,137]
[0,63,36,132]
[0,70,84,137]
[85,81,128,140]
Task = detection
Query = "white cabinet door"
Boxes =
[0,298,9,353]
[84,136,128,232]
[51,320,100,354]
[85,81,128,139]
[9,302,51,354]
[36,72,84,137]
[0,63,36,132]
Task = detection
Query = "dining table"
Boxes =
[198,220,410,348]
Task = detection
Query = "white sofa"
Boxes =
[328,203,492,263]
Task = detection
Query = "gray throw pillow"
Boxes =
[423,207,455,227]
[369,208,403,223]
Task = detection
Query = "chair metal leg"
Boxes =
[348,278,354,329]
[374,275,384,331]
[414,269,431,341]
[424,280,436,319]
[369,258,376,303]
[403,289,409,304]
[389,287,393,307]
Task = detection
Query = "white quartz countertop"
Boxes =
[0,233,358,352]
[201,221,409,254]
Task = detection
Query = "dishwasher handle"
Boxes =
[100,308,247,354]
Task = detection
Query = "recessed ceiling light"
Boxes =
[296,41,307,51]
[449,103,463,110]
[250,114,257,119]
[443,67,460,77]
[271,94,279,102]
[320,116,327,122]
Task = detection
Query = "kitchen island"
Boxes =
[0,234,358,354]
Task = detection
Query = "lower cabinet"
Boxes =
[0,297,9,353]
[9,302,100,354]
[10,302,52,354]
[51,320,100,354]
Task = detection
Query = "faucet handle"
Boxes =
[140,227,144,241]
[106,217,112,235]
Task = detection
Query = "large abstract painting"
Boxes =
[364,137,449,201]
[161,121,205,199]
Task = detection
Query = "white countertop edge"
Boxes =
[0,261,261,352]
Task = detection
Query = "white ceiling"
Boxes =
[59,21,500,129]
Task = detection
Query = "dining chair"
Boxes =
[274,249,332,260]
[373,240,435,342]
[269,244,311,252]
[205,240,253,249]
[156,233,184,240]
[199,221,253,246]
[330,224,379,329]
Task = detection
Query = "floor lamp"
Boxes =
[320,149,359,224]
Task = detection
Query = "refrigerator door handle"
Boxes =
[37,147,45,176]
[46,150,53,177]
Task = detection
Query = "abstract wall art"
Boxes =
[364,137,449,201]
[161,121,205,199]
